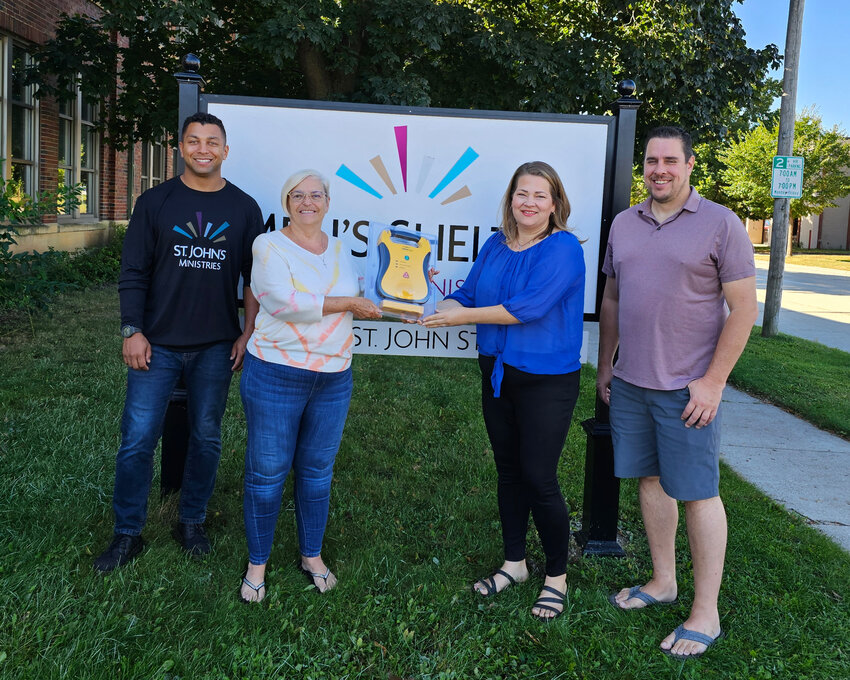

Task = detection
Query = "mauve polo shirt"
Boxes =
[602,188,755,391]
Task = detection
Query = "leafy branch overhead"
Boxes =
[29,0,779,152]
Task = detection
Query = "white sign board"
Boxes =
[771,155,804,199]
[207,99,611,357]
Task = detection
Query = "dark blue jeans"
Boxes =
[240,353,353,565]
[112,342,233,535]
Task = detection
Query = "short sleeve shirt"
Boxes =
[602,188,755,390]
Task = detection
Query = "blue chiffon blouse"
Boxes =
[446,230,585,396]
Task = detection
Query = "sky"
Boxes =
[734,0,848,132]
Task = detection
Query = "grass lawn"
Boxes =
[753,250,850,272]
[731,328,850,439]
[1,285,849,679]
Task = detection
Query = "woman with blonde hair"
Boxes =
[238,169,381,603]
[423,161,585,620]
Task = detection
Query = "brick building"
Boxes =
[1,0,173,252]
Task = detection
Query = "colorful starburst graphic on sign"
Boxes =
[335,126,479,205]
[173,212,230,242]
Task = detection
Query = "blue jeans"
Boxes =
[113,342,234,535]
[240,353,353,565]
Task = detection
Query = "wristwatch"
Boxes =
[121,325,143,338]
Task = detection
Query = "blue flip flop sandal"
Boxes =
[238,573,265,604]
[299,564,336,593]
[661,624,725,660]
[608,585,678,610]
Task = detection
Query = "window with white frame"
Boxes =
[7,42,37,198]
[0,42,4,183]
[140,139,168,193]
[58,88,99,218]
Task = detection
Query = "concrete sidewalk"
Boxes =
[736,260,849,549]
[754,259,850,352]
[582,258,850,551]
[721,387,850,550]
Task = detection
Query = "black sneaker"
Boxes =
[172,522,210,556]
[94,533,145,573]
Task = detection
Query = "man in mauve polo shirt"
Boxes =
[597,126,758,659]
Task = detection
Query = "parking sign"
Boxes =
[771,156,804,199]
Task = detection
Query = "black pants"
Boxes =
[479,355,580,577]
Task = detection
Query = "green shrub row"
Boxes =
[0,166,124,313]
[0,225,125,312]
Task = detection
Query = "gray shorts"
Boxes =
[609,377,721,501]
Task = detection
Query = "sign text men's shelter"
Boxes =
[205,98,615,357]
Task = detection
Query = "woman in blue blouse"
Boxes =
[422,161,585,620]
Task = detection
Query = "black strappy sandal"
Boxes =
[474,568,518,596]
[531,585,566,620]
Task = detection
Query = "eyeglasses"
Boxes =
[289,191,327,203]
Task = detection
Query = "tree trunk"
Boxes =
[297,41,332,100]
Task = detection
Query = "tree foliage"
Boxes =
[691,77,782,204]
[29,0,779,152]
[631,76,781,207]
[720,112,850,220]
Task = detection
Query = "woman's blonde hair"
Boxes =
[280,169,330,217]
[499,161,571,243]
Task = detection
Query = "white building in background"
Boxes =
[745,192,850,251]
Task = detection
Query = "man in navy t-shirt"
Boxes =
[94,112,264,572]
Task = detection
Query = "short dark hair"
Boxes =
[181,112,226,141]
[644,126,693,160]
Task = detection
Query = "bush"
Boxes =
[0,226,125,312]
[0,168,126,313]
[70,225,126,285]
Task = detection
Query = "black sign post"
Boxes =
[160,54,204,495]
[574,81,641,556]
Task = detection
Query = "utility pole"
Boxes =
[763,0,805,337]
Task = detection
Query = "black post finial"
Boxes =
[617,79,637,98]
[182,53,200,74]
[611,79,641,111]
